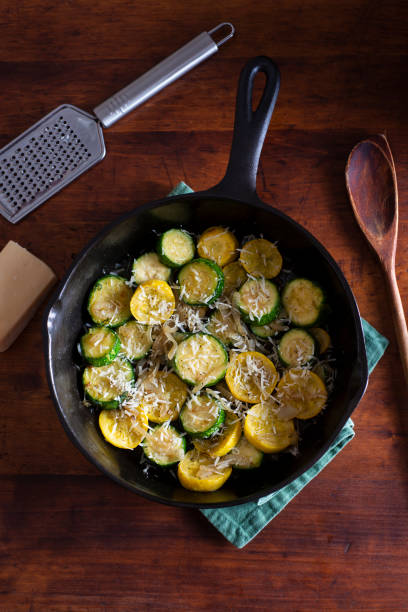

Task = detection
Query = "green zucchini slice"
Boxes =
[87,275,133,327]
[132,252,171,284]
[250,323,275,338]
[282,278,325,327]
[117,320,152,361]
[82,357,134,409]
[173,332,228,387]
[278,328,316,366]
[143,424,186,466]
[250,319,289,338]
[79,326,120,366]
[180,393,225,438]
[157,228,195,268]
[178,258,224,306]
[236,278,280,325]
[230,435,264,469]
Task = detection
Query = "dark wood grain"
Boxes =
[1,1,407,610]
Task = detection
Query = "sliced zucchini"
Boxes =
[177,449,232,492]
[310,327,331,354]
[250,318,290,338]
[79,326,120,366]
[239,238,283,278]
[99,407,148,449]
[140,370,188,423]
[275,368,328,420]
[206,308,243,347]
[197,226,238,266]
[278,328,316,366]
[225,351,279,403]
[180,393,225,438]
[178,258,224,306]
[132,252,171,284]
[117,320,152,361]
[87,275,132,327]
[173,332,228,387]
[193,411,242,457]
[143,424,186,466]
[157,228,195,268]
[282,278,325,327]
[130,279,175,325]
[244,403,298,453]
[83,357,134,409]
[236,278,280,326]
[230,435,264,469]
[222,261,247,295]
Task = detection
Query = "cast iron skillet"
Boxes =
[44,57,368,508]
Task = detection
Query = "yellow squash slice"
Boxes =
[130,279,175,325]
[197,226,238,266]
[239,238,283,278]
[310,327,331,354]
[99,408,148,450]
[244,402,297,453]
[275,368,328,420]
[177,449,232,491]
[225,351,279,403]
[193,412,242,457]
[140,370,188,423]
[222,261,247,295]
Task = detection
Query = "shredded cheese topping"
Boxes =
[81,227,337,491]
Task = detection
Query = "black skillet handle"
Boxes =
[210,56,280,203]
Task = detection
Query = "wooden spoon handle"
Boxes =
[384,265,408,386]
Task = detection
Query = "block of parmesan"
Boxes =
[0,241,57,351]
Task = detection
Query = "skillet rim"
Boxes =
[43,189,369,509]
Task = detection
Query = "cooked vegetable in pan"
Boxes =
[77,226,336,492]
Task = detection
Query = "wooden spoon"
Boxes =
[346,134,408,385]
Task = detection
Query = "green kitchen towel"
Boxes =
[168,182,389,548]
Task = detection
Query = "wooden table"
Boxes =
[1,1,407,609]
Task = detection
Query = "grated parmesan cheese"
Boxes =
[80,228,337,492]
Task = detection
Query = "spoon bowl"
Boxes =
[347,141,396,239]
[346,139,397,258]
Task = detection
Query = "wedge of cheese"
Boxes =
[0,241,56,351]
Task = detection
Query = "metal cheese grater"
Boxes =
[0,23,234,224]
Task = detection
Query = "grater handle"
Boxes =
[93,23,235,129]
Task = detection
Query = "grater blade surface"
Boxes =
[0,105,105,223]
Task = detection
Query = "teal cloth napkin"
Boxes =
[168,182,389,548]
